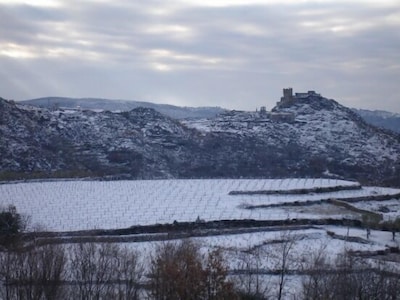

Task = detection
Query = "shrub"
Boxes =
[148,239,238,300]
[0,205,27,248]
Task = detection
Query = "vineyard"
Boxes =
[1,178,398,231]
[1,178,400,298]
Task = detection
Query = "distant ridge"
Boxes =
[352,108,400,133]
[20,98,400,133]
[20,97,226,120]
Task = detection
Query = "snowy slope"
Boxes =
[1,93,400,185]
[0,179,399,231]
[183,94,400,185]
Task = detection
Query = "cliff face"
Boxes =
[1,94,400,186]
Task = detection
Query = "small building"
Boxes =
[269,112,295,123]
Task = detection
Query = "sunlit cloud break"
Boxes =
[0,0,399,113]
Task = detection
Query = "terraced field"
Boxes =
[1,178,400,298]
[1,178,398,231]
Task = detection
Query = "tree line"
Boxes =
[1,206,400,299]
[1,239,400,300]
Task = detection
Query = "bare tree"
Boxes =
[300,243,332,300]
[0,248,19,299]
[302,248,400,300]
[274,230,298,300]
[68,242,143,300]
[69,243,120,299]
[114,246,143,300]
[0,244,66,300]
[38,244,67,299]
[69,242,97,299]
[234,246,272,299]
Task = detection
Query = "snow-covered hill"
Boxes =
[21,97,400,133]
[19,97,226,120]
[183,91,400,185]
[1,90,400,186]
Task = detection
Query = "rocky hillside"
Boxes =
[1,93,400,186]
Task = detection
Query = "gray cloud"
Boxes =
[0,0,399,112]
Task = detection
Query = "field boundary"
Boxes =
[229,184,361,195]
[20,218,364,246]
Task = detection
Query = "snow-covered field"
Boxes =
[131,226,400,269]
[0,178,399,231]
[112,224,400,299]
[1,178,399,298]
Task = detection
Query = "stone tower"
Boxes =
[278,87,294,107]
[282,88,293,103]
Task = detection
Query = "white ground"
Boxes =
[0,178,399,231]
[2,178,399,298]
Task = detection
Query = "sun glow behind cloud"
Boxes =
[0,0,399,112]
[0,43,37,59]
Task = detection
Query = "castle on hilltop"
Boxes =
[277,88,321,108]
[254,88,322,123]
[280,87,294,106]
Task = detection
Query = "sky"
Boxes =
[1,0,399,112]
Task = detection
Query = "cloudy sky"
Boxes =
[1,0,399,112]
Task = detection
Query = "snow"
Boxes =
[351,199,400,221]
[117,225,400,288]
[0,179,399,232]
[183,102,400,166]
[1,177,399,297]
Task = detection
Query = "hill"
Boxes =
[353,108,400,133]
[21,97,400,133]
[1,90,400,186]
[19,97,225,119]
